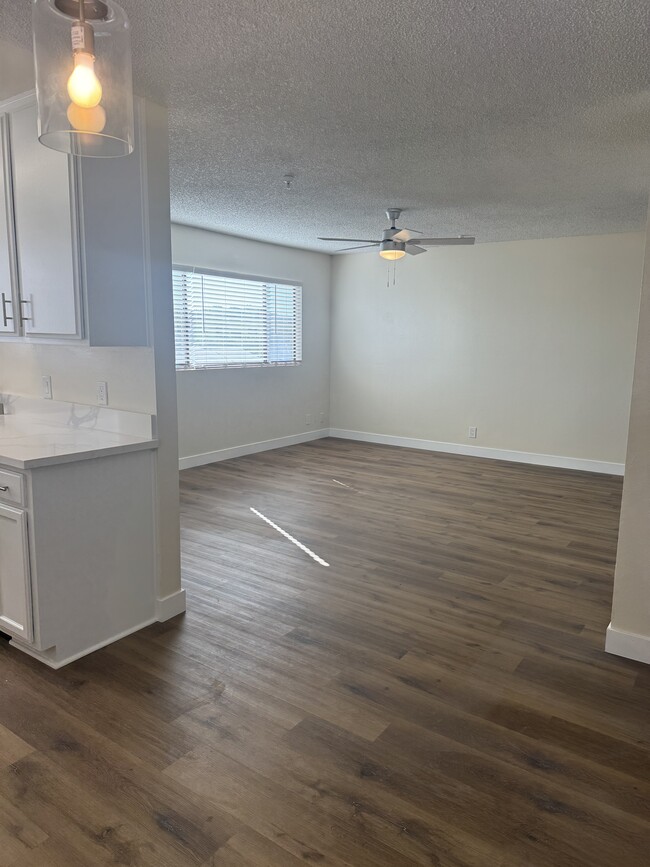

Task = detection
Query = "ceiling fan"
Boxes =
[318,208,475,260]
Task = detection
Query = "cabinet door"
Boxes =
[0,115,18,336]
[0,503,33,642]
[10,102,81,338]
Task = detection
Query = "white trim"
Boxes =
[0,90,37,113]
[156,589,186,621]
[328,429,625,475]
[179,429,329,470]
[172,263,302,290]
[9,617,157,669]
[605,623,650,665]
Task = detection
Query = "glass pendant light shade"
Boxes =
[32,0,134,157]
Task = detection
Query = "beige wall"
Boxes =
[330,233,644,467]
[172,224,331,464]
[610,216,650,650]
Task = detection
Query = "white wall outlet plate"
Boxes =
[305,413,312,426]
[97,381,109,407]
[468,426,477,439]
[42,375,53,400]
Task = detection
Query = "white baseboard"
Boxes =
[156,588,186,621]
[10,617,157,669]
[179,426,624,475]
[328,429,625,475]
[179,429,330,470]
[10,594,187,668]
[605,623,650,665]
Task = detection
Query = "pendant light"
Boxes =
[32,0,134,157]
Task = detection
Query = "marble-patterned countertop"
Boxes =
[0,397,158,470]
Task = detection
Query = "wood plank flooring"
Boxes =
[1,438,650,865]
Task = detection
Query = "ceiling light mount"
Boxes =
[53,0,109,22]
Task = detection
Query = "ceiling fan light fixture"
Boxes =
[379,240,406,261]
[32,0,134,157]
[317,208,475,255]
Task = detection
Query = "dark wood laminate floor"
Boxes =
[1,438,649,866]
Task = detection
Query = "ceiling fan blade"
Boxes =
[336,243,380,252]
[389,229,411,242]
[318,237,380,243]
[417,236,476,246]
[405,244,427,255]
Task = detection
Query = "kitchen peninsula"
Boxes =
[0,397,160,667]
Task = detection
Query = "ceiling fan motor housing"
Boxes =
[379,238,406,256]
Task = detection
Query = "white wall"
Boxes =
[172,224,331,466]
[330,233,644,468]
[0,343,155,412]
[608,215,650,663]
[142,100,182,606]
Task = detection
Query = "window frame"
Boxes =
[172,264,303,372]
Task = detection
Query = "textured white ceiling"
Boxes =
[2,1,650,250]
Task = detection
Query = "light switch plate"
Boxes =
[42,375,52,400]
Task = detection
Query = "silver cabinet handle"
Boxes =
[0,486,9,492]
[1,292,12,327]
[19,299,32,323]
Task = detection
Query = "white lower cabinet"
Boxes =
[0,447,157,668]
[0,502,32,642]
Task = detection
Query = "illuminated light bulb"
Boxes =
[67,102,106,133]
[379,247,406,261]
[67,52,102,108]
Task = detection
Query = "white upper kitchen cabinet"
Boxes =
[0,116,18,336]
[0,92,153,347]
[10,100,81,338]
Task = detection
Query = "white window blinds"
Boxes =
[172,268,303,370]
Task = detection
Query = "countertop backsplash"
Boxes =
[0,395,157,469]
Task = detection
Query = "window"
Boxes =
[172,268,302,370]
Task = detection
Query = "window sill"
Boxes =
[176,362,303,372]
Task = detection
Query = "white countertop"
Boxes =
[0,398,158,470]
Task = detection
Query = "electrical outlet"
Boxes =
[42,375,53,400]
[305,413,312,426]
[319,412,326,426]
[97,381,108,407]
[468,426,477,439]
